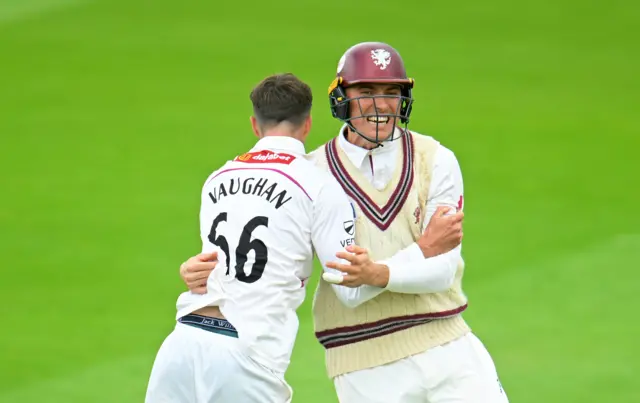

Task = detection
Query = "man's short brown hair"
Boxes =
[250,73,313,130]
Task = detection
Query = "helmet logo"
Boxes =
[370,49,391,70]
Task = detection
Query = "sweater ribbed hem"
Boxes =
[324,315,470,379]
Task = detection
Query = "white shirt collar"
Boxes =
[336,124,401,169]
[251,136,306,155]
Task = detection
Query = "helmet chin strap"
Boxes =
[345,121,407,150]
[345,124,383,149]
[371,142,384,149]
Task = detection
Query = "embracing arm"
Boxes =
[379,146,465,294]
[311,179,387,308]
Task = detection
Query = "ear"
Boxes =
[301,114,312,141]
[250,116,260,138]
[306,114,312,134]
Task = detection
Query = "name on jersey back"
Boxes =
[209,175,292,210]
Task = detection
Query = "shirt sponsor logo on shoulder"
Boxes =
[235,150,296,165]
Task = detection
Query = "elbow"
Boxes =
[433,266,457,292]
[440,272,456,291]
[430,254,461,293]
[333,287,365,309]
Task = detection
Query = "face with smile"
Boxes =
[344,83,403,147]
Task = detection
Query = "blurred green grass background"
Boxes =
[1,0,638,401]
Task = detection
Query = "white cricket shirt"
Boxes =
[176,136,368,374]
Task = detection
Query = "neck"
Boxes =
[345,128,382,150]
[261,131,303,142]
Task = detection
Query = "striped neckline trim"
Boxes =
[325,131,415,231]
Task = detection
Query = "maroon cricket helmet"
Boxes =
[328,42,415,143]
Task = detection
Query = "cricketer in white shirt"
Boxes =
[145,136,382,403]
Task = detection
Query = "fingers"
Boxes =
[340,275,361,287]
[181,259,216,292]
[322,272,344,284]
[183,251,218,269]
[323,273,361,288]
[191,285,207,294]
[427,208,464,228]
[322,271,361,287]
[325,261,362,276]
[181,252,218,281]
[329,253,369,271]
[184,263,213,293]
[184,272,208,293]
[335,246,369,263]
[450,211,464,222]
[185,261,217,273]
[449,214,464,237]
[434,206,451,217]
[196,251,218,262]
[326,261,352,273]
[335,251,360,264]
[345,244,367,255]
[184,268,211,283]
[435,207,463,220]
[451,220,462,231]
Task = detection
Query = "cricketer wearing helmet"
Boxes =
[305,42,509,403]
[179,42,508,402]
